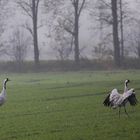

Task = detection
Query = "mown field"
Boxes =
[0,70,140,140]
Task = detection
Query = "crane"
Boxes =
[103,80,138,117]
[0,78,10,106]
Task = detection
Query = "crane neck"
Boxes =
[0,83,6,97]
[3,81,7,90]
[124,82,129,93]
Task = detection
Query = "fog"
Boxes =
[0,0,139,63]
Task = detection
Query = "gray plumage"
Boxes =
[0,78,10,106]
[103,80,138,117]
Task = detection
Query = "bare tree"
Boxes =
[44,0,86,65]
[50,21,73,60]
[70,0,86,65]
[91,0,113,60]
[9,28,31,68]
[127,26,140,59]
[16,0,41,67]
[111,0,120,66]
[0,0,9,55]
[132,0,140,58]
[119,0,124,59]
[93,44,113,60]
[91,0,123,66]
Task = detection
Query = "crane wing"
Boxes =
[109,89,120,102]
[103,93,111,106]
[127,93,138,106]
[103,89,121,107]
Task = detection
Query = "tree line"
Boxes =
[0,0,140,70]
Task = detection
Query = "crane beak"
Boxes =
[7,78,11,81]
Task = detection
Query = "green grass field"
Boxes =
[0,70,140,140]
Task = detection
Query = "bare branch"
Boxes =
[71,0,75,6]
[35,0,40,16]
[78,0,86,17]
[100,0,111,8]
[57,18,74,35]
[21,23,33,37]
[17,1,32,18]
[63,26,74,35]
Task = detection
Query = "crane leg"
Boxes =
[124,106,129,117]
[119,107,121,118]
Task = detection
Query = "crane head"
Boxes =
[4,78,10,83]
[125,79,130,84]
[6,78,10,81]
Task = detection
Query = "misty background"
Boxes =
[0,0,140,72]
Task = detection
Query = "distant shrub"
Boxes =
[0,58,139,73]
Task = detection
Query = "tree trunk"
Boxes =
[32,0,39,67]
[120,0,124,60]
[111,0,120,66]
[138,46,140,59]
[74,5,80,65]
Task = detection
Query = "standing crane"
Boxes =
[103,80,138,117]
[0,78,10,106]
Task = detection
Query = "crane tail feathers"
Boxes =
[128,94,138,106]
[103,94,111,106]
